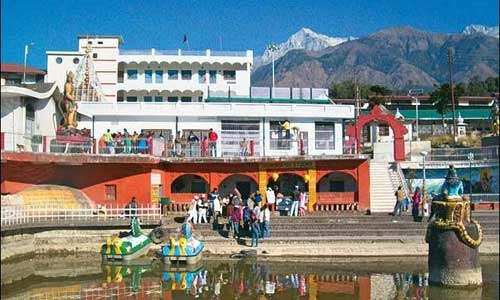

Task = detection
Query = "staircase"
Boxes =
[369,161,402,212]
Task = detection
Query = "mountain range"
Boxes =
[251,25,499,90]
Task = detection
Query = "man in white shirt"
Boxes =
[261,204,271,238]
[265,187,276,212]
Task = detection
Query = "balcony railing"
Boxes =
[1,131,357,159]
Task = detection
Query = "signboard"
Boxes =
[259,160,315,170]
[151,173,161,185]
[151,185,160,204]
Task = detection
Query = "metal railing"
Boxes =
[470,193,499,203]
[395,162,411,200]
[427,146,499,161]
[120,49,248,57]
[1,204,161,227]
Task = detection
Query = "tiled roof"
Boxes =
[1,63,46,75]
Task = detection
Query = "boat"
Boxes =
[101,217,153,262]
[161,222,204,264]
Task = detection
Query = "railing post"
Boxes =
[1,132,4,151]
[249,140,254,156]
[93,138,96,154]
[149,139,154,155]
[42,136,47,153]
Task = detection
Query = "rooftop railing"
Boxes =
[119,49,249,57]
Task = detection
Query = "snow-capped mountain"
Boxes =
[462,24,499,38]
[254,28,354,69]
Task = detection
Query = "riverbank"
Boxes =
[1,228,498,262]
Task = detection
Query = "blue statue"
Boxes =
[439,165,464,200]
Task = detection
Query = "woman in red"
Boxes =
[412,187,421,222]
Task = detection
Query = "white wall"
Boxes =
[33,98,58,136]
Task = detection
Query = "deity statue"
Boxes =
[436,165,464,201]
[64,71,78,128]
[490,99,499,136]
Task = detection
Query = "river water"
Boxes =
[1,255,498,300]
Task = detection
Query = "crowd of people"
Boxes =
[184,184,309,247]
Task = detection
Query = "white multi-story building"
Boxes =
[44,35,355,157]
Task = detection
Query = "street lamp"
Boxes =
[22,42,35,84]
[409,89,423,141]
[267,43,279,90]
[468,152,474,202]
[420,151,428,203]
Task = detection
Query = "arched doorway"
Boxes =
[317,172,358,193]
[268,173,307,198]
[171,174,208,194]
[218,174,258,199]
[346,105,408,161]
[316,172,359,207]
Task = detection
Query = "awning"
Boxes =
[396,108,492,120]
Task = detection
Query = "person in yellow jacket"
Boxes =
[280,119,291,139]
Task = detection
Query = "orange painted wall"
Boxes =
[1,156,370,210]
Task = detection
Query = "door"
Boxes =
[236,181,251,199]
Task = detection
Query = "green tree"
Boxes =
[368,85,392,108]
[430,83,465,126]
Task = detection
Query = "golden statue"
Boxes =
[64,71,78,128]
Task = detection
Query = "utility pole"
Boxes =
[447,48,457,140]
[354,78,360,154]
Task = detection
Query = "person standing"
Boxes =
[208,128,218,157]
[187,196,199,224]
[131,131,139,153]
[291,186,300,216]
[412,187,421,222]
[187,130,199,157]
[123,128,131,154]
[393,186,404,217]
[129,196,138,217]
[174,131,182,157]
[265,187,276,212]
[299,190,307,216]
[254,190,262,208]
[201,136,208,157]
[239,138,248,157]
[230,203,242,239]
[250,209,260,247]
[209,188,219,221]
[198,195,208,224]
[261,204,271,238]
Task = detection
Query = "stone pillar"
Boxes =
[258,169,267,204]
[426,199,483,287]
[307,169,316,211]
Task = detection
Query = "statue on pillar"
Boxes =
[61,71,78,129]
[425,165,483,287]
[490,99,499,136]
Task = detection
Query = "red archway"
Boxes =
[346,105,408,161]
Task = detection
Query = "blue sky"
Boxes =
[1,0,498,69]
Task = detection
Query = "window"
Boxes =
[73,57,80,64]
[117,96,124,102]
[198,70,206,83]
[92,53,98,59]
[197,96,203,102]
[88,41,93,44]
[379,124,390,136]
[144,96,153,102]
[269,121,290,150]
[126,96,137,102]
[330,181,345,192]
[315,122,335,150]
[154,96,163,102]
[98,41,103,45]
[145,70,153,83]
[209,70,217,84]
[181,96,192,102]
[223,70,236,80]
[181,70,192,80]
[221,120,261,157]
[25,104,35,136]
[105,185,116,201]
[155,70,163,83]
[167,96,178,102]
[127,70,137,80]
[56,57,63,64]
[168,70,178,80]
[117,70,124,83]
